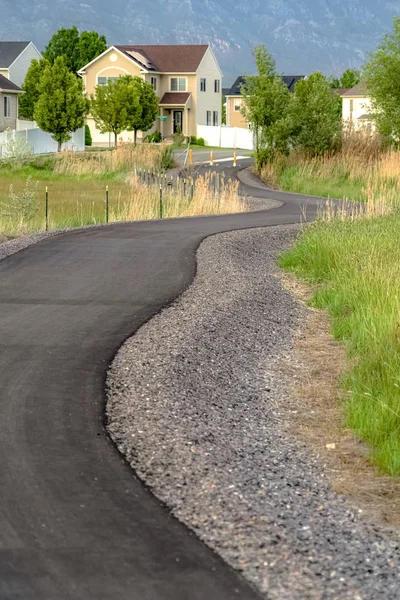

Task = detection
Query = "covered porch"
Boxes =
[159,92,193,139]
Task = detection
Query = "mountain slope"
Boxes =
[0,0,397,82]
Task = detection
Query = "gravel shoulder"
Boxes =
[107,225,400,600]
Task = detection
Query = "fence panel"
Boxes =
[0,127,85,156]
[196,125,254,150]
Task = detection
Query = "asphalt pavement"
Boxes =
[0,168,322,600]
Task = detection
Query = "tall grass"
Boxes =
[281,201,400,475]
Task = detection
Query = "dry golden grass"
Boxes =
[111,172,245,221]
[280,272,400,528]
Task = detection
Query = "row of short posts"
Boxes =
[135,168,200,218]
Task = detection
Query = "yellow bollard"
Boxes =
[189,149,193,165]
[210,150,213,167]
[233,150,237,167]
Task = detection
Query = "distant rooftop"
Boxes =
[0,73,22,92]
[0,41,31,68]
[114,45,209,73]
[341,83,368,97]
[227,74,305,95]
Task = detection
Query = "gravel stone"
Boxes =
[107,225,400,600]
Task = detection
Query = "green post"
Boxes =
[45,186,49,231]
[106,185,109,223]
[190,180,194,203]
[159,184,163,219]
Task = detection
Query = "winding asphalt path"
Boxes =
[0,166,322,600]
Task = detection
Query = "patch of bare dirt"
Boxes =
[280,272,400,529]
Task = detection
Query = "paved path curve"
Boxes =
[0,166,321,600]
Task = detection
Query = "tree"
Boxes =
[90,76,139,147]
[289,72,341,156]
[19,58,49,120]
[363,17,400,138]
[43,26,107,73]
[126,77,159,145]
[34,57,89,151]
[329,68,361,89]
[241,45,291,165]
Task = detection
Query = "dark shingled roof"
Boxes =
[227,74,305,95]
[159,92,191,105]
[0,74,22,92]
[115,45,209,73]
[0,41,30,68]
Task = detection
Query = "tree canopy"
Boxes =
[329,68,361,90]
[19,58,49,120]
[289,72,341,156]
[34,56,89,151]
[43,26,107,73]
[241,45,291,165]
[363,16,400,138]
[127,77,159,144]
[90,76,140,146]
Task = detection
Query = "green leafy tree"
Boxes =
[329,68,361,89]
[241,45,291,165]
[19,58,49,120]
[363,17,400,138]
[34,56,89,151]
[127,77,159,145]
[289,72,341,156]
[90,76,139,147]
[43,26,107,73]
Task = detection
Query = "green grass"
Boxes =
[280,213,400,475]
[277,165,368,201]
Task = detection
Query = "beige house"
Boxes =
[78,44,223,144]
[226,75,304,129]
[340,84,375,131]
[0,74,22,132]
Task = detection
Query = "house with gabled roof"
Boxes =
[78,44,223,144]
[0,74,22,132]
[225,74,304,129]
[0,41,42,87]
[340,84,375,131]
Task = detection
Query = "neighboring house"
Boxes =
[0,41,42,87]
[226,75,304,128]
[0,74,22,132]
[78,44,223,144]
[340,84,375,131]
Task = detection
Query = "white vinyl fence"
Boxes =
[0,126,85,157]
[197,125,254,150]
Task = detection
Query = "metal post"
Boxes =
[159,184,163,219]
[183,179,186,196]
[190,180,194,203]
[210,150,213,167]
[106,185,109,223]
[45,186,49,231]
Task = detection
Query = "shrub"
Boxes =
[1,128,33,167]
[85,124,92,146]
[160,145,174,170]
[173,126,185,147]
[196,137,205,147]
[0,176,39,222]
[145,131,162,143]
[190,135,197,145]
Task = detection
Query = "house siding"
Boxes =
[196,48,222,129]
[8,43,41,87]
[227,97,247,128]
[158,74,197,137]
[342,95,374,130]
[0,92,18,132]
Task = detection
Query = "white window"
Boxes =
[97,76,119,86]
[4,96,10,118]
[150,76,157,91]
[234,98,242,111]
[170,77,187,91]
[200,78,206,92]
[206,111,212,126]
[213,111,218,126]
[214,79,220,93]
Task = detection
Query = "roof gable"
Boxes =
[115,45,209,72]
[0,41,31,68]
[227,74,305,95]
[342,83,368,97]
[0,74,22,92]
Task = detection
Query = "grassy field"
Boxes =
[281,206,400,476]
[258,143,400,205]
[0,144,245,236]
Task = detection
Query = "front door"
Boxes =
[173,110,183,134]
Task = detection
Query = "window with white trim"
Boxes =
[214,79,220,93]
[4,96,10,118]
[97,76,119,86]
[213,111,218,126]
[170,77,187,91]
[150,76,157,91]
[206,111,212,126]
[200,78,206,92]
[234,98,242,111]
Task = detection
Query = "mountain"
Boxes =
[0,0,397,84]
